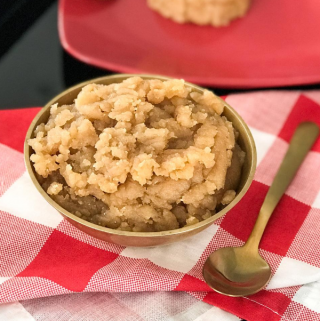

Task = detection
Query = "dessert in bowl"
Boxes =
[25,74,256,247]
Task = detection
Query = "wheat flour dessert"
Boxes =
[29,77,245,232]
[147,0,252,27]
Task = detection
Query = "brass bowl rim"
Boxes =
[24,74,257,239]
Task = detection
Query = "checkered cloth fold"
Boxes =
[1,90,320,321]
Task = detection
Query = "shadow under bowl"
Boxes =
[24,74,257,247]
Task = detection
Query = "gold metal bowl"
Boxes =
[24,74,257,247]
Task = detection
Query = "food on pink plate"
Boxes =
[147,0,252,27]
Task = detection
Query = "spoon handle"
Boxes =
[246,122,319,250]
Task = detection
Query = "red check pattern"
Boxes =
[1,91,320,321]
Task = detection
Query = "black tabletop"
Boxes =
[1,0,320,110]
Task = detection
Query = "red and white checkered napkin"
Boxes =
[1,91,320,321]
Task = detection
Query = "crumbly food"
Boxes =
[29,77,245,232]
[147,0,252,27]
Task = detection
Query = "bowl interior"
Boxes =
[24,74,256,243]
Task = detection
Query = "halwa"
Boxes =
[29,77,245,232]
[147,0,252,27]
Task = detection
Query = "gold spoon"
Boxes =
[203,121,319,297]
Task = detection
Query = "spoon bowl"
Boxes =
[203,122,319,297]
[203,245,271,297]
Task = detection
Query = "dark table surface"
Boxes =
[1,0,319,111]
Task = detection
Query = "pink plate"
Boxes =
[59,0,320,88]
